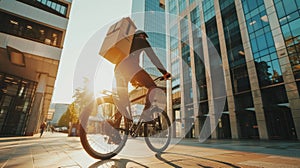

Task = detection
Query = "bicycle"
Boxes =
[79,76,172,160]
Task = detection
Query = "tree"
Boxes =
[58,77,94,127]
[57,102,79,127]
[73,77,93,114]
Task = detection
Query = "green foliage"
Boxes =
[72,77,93,113]
[57,102,79,127]
[58,77,93,127]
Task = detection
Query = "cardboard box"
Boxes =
[99,17,137,64]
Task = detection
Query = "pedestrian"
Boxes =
[50,125,55,133]
[40,121,47,137]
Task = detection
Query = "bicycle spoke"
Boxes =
[80,101,129,160]
[144,111,171,152]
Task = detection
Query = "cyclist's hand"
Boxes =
[162,72,171,80]
[130,79,140,88]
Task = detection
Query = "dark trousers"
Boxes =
[131,70,157,110]
[114,68,157,121]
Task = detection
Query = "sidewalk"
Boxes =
[178,138,300,158]
[0,132,300,167]
[0,132,95,168]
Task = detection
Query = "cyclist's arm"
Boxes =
[142,40,168,75]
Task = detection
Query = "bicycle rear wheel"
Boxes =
[80,100,129,160]
[144,110,171,152]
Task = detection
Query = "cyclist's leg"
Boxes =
[107,70,131,144]
[131,70,157,120]
[114,72,131,120]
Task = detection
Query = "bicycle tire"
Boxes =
[79,100,129,160]
[144,111,171,152]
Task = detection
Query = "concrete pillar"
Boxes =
[264,0,300,140]
[25,73,47,136]
[165,11,176,138]
[214,0,239,139]
[177,18,187,138]
[235,0,269,139]
[187,8,201,138]
[197,6,218,140]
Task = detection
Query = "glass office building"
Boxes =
[163,0,300,140]
[0,0,72,136]
[131,0,167,76]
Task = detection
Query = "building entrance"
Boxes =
[236,110,259,139]
[217,113,232,139]
[0,72,37,136]
[264,106,297,140]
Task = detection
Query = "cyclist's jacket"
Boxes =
[115,36,167,77]
[129,36,167,75]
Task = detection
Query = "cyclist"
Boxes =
[108,30,171,144]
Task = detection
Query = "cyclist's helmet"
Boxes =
[134,30,149,38]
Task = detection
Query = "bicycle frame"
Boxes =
[80,76,172,159]
[98,76,167,138]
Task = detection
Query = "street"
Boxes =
[0,132,300,168]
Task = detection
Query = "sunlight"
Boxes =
[94,59,115,97]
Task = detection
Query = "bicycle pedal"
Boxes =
[131,132,138,138]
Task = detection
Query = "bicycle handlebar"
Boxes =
[153,74,172,82]
[100,75,171,95]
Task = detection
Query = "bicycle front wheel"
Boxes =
[144,111,171,152]
[80,99,129,160]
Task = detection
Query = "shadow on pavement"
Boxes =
[155,152,241,168]
[179,139,300,158]
[88,158,149,168]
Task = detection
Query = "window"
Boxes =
[17,0,68,17]
[178,0,186,14]
[190,7,201,28]
[274,0,300,79]
[0,11,63,48]
[202,0,216,22]
[242,0,283,87]
[168,0,177,14]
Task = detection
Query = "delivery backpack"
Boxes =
[99,17,137,64]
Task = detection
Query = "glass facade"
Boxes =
[0,72,37,136]
[273,0,300,79]
[170,25,180,104]
[178,0,186,14]
[132,0,167,76]
[168,0,178,15]
[242,0,283,87]
[241,0,296,140]
[0,0,70,136]
[161,0,300,140]
[202,0,215,22]
[0,11,63,48]
[274,1,300,133]
[180,16,194,137]
[17,0,69,17]
[219,0,246,139]
[191,7,207,101]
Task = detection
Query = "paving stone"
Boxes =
[0,132,300,167]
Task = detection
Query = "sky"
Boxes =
[51,0,132,104]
